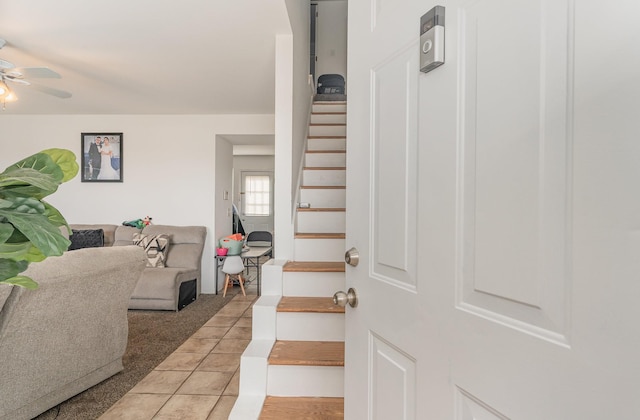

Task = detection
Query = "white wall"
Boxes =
[273,0,311,260]
[316,0,348,86]
[0,114,274,294]
[215,135,234,248]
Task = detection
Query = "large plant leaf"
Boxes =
[0,259,28,282]
[0,242,32,260]
[0,209,69,257]
[41,148,79,183]
[0,167,59,199]
[0,223,13,244]
[43,201,69,229]
[2,152,63,183]
[0,276,38,290]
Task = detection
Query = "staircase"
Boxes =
[230,100,347,419]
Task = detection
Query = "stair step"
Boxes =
[284,262,345,272]
[277,297,345,341]
[297,207,346,212]
[282,264,346,298]
[278,297,344,313]
[309,126,346,137]
[299,188,346,208]
[269,341,345,366]
[305,150,346,153]
[309,123,346,127]
[307,138,346,151]
[259,396,344,420]
[305,151,346,168]
[308,135,346,139]
[304,166,347,171]
[303,168,345,187]
[312,102,347,114]
[297,210,345,234]
[310,112,347,124]
[300,185,346,189]
[295,233,345,239]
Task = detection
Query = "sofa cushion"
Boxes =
[68,229,104,251]
[133,233,170,268]
[130,267,199,300]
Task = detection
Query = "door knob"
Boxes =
[333,288,358,308]
[345,247,359,267]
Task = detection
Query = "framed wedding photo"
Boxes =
[81,132,123,182]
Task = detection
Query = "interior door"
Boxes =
[345,0,640,418]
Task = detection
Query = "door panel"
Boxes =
[457,0,572,344]
[347,0,640,418]
[371,43,419,289]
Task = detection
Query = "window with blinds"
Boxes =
[243,175,271,216]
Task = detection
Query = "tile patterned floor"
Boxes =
[99,282,257,420]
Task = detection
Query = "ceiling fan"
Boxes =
[0,38,72,104]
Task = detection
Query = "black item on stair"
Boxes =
[317,74,345,94]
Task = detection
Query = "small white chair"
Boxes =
[222,255,246,297]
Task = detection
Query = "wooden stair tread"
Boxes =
[295,233,345,239]
[278,297,344,313]
[309,123,346,126]
[260,396,344,420]
[284,261,346,272]
[269,340,345,366]
[308,136,346,139]
[297,207,345,212]
[300,185,346,189]
[313,101,347,104]
[312,111,347,115]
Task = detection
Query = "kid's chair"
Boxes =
[222,256,246,297]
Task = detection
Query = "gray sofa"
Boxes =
[0,246,146,420]
[70,223,207,311]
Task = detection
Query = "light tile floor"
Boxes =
[100,282,258,420]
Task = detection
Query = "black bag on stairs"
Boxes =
[317,74,345,94]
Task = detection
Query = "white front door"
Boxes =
[346,0,640,418]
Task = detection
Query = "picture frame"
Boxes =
[81,132,123,182]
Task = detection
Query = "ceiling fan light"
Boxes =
[0,80,17,102]
[5,90,17,102]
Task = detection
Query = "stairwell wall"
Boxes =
[274,0,311,260]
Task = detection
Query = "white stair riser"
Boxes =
[303,169,345,187]
[297,211,345,233]
[267,365,344,397]
[311,113,346,124]
[252,296,280,340]
[294,238,345,262]
[238,340,273,395]
[305,152,346,168]
[299,188,346,208]
[307,138,346,151]
[277,312,345,341]
[283,272,346,297]
[312,103,346,113]
[309,125,346,137]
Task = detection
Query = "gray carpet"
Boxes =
[34,293,234,420]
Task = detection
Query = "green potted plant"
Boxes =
[0,148,78,289]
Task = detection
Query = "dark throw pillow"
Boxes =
[69,229,105,251]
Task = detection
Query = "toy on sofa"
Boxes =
[122,216,153,229]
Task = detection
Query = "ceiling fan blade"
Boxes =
[12,67,61,78]
[28,83,72,99]
[0,59,15,70]
[5,76,30,85]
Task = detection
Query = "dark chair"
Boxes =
[245,231,273,258]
